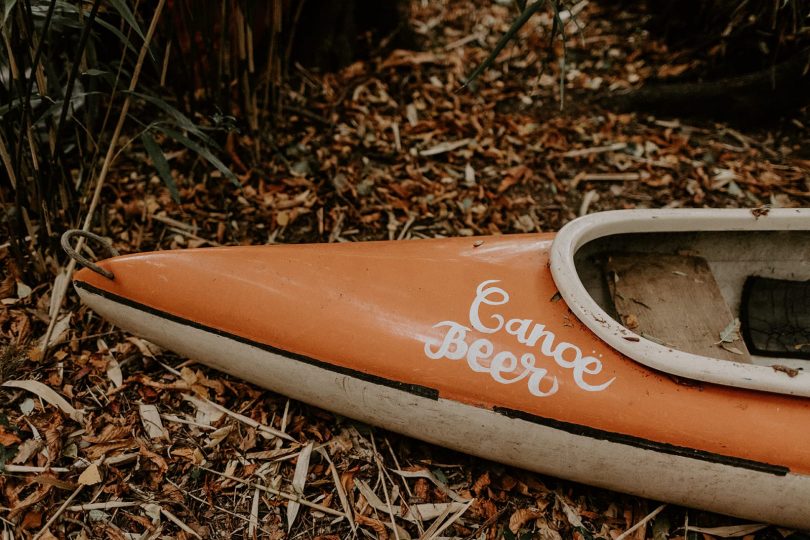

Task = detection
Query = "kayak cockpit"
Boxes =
[550,209,810,396]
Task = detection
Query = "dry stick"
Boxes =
[199,466,347,519]
[41,0,167,353]
[183,394,295,441]
[33,484,84,540]
[422,498,475,540]
[167,479,278,537]
[161,507,202,539]
[248,486,260,538]
[3,464,71,473]
[615,504,666,540]
[66,501,141,512]
[0,135,18,189]
[460,505,508,540]
[316,447,356,532]
[385,438,412,498]
[371,435,401,540]
[561,142,627,158]
[683,510,689,539]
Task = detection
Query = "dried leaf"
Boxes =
[356,514,389,540]
[106,357,123,388]
[48,270,70,320]
[78,463,102,486]
[720,343,744,355]
[403,502,470,522]
[205,425,233,448]
[509,507,544,533]
[19,397,35,415]
[38,314,71,348]
[471,471,491,494]
[2,380,84,422]
[773,364,800,377]
[393,469,469,502]
[12,439,41,464]
[0,426,21,446]
[497,165,532,193]
[126,337,162,358]
[419,138,473,157]
[559,497,583,528]
[536,521,563,540]
[16,281,32,299]
[138,403,167,440]
[717,318,741,344]
[287,442,313,530]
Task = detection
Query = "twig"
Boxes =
[199,466,348,519]
[444,32,485,51]
[282,105,331,126]
[561,142,627,157]
[572,171,648,188]
[371,435,401,540]
[317,447,356,531]
[392,122,402,152]
[33,484,84,540]
[579,189,598,216]
[615,504,666,540]
[249,486,260,538]
[166,478,277,537]
[461,0,547,88]
[161,507,202,539]
[580,172,646,181]
[3,465,71,473]
[41,0,168,353]
[422,498,475,540]
[684,510,689,539]
[183,394,295,441]
[66,501,140,512]
[160,413,217,431]
[461,505,508,540]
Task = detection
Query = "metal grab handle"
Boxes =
[61,229,120,280]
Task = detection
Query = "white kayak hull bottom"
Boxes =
[78,286,810,529]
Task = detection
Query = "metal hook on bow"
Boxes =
[61,229,120,280]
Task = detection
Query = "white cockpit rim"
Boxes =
[550,208,810,396]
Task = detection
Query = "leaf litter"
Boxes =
[1,0,809,538]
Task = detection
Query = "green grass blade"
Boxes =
[461,0,547,89]
[2,0,17,26]
[155,126,239,187]
[129,91,216,147]
[108,0,146,43]
[91,16,140,59]
[141,130,179,203]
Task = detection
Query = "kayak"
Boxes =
[70,208,810,528]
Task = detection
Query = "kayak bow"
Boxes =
[71,208,810,528]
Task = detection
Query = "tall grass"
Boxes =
[0,0,299,284]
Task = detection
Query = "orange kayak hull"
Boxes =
[73,234,810,528]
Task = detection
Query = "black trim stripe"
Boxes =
[76,280,791,476]
[74,280,439,400]
[494,406,789,476]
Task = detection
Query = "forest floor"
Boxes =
[2,1,810,539]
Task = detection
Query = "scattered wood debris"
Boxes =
[1,0,808,538]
